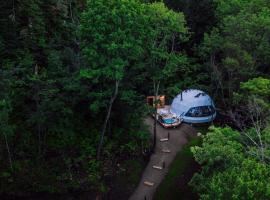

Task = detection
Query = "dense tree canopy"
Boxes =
[190,126,270,200]
[199,0,270,104]
[0,0,270,199]
[0,0,191,197]
[190,76,270,199]
[186,0,270,199]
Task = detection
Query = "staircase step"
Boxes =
[144,181,154,186]
[162,149,171,153]
[160,138,169,142]
[152,165,163,170]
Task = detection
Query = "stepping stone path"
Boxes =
[161,149,171,153]
[129,117,198,200]
[159,138,169,142]
[152,165,163,170]
[144,181,155,187]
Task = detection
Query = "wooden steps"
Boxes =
[161,149,171,153]
[160,138,169,142]
[144,181,154,187]
[152,165,163,170]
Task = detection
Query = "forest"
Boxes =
[0,0,270,199]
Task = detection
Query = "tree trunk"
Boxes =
[153,110,157,153]
[3,132,13,170]
[97,80,120,160]
[152,81,160,153]
[34,66,43,156]
[210,54,226,107]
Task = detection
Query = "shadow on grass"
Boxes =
[153,137,202,200]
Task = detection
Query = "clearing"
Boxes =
[129,117,198,200]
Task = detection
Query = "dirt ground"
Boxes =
[129,117,198,200]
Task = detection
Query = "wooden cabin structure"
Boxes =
[146,95,165,108]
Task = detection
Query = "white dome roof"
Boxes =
[170,89,214,116]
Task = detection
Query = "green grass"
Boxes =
[153,137,202,200]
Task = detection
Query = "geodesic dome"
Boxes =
[170,89,216,123]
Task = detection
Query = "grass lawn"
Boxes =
[153,136,202,200]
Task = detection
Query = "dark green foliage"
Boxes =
[0,0,100,195]
[199,0,270,106]
[191,127,270,200]
[79,0,190,162]
[164,0,217,45]
[1,0,270,198]
[191,78,270,199]
[0,0,190,196]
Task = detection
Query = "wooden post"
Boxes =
[152,81,160,153]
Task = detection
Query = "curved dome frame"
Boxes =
[170,89,216,123]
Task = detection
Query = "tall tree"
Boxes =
[80,0,189,158]
[199,0,270,114]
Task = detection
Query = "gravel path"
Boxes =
[129,117,198,200]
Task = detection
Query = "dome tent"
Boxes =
[170,89,216,123]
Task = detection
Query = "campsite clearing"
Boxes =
[129,117,198,200]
